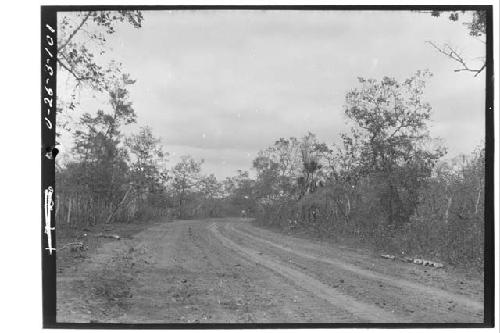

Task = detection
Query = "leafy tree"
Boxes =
[56,10,144,144]
[252,153,282,201]
[72,79,135,194]
[60,107,132,226]
[170,156,203,218]
[297,132,331,197]
[400,146,485,266]
[342,70,445,227]
[57,11,143,97]
[197,174,224,217]
[126,127,169,212]
[55,72,138,226]
[428,10,486,37]
[223,170,257,215]
[199,174,223,199]
[127,127,168,187]
[73,74,136,162]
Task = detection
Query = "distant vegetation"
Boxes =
[56,10,486,270]
[246,71,484,270]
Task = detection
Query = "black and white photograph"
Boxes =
[40,5,494,327]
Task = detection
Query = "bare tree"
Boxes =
[424,10,486,76]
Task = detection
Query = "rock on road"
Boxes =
[57,218,484,324]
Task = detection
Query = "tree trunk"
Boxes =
[444,195,452,224]
[66,198,72,225]
[474,188,481,215]
[106,186,133,224]
[345,194,351,218]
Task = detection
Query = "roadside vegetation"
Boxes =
[55,10,487,271]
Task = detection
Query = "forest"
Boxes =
[55,10,486,270]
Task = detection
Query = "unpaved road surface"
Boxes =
[57,218,484,324]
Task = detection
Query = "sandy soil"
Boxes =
[56,218,484,324]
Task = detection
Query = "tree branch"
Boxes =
[57,52,94,84]
[56,57,85,82]
[58,11,92,53]
[426,41,486,76]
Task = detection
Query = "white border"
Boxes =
[1,1,497,332]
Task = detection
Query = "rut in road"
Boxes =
[224,223,483,313]
[209,223,402,323]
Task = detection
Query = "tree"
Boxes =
[55,72,138,225]
[342,70,445,228]
[297,132,331,197]
[406,146,485,265]
[425,10,486,76]
[223,170,257,215]
[57,11,143,96]
[253,137,301,199]
[428,10,486,37]
[198,174,224,217]
[73,74,136,164]
[56,10,144,143]
[199,174,223,199]
[72,77,136,196]
[126,127,169,211]
[55,19,143,225]
[170,156,203,218]
[127,127,168,186]
[252,153,282,201]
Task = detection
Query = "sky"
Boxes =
[58,10,486,179]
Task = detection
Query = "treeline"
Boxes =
[57,69,484,269]
[55,10,255,225]
[56,74,255,227]
[247,71,484,269]
[249,135,484,268]
[57,75,166,227]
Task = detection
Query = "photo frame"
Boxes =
[41,4,495,329]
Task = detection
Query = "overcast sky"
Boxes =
[59,10,486,179]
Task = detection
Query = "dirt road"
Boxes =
[57,218,484,324]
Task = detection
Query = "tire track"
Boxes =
[225,222,483,313]
[209,223,402,323]
[192,222,353,323]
